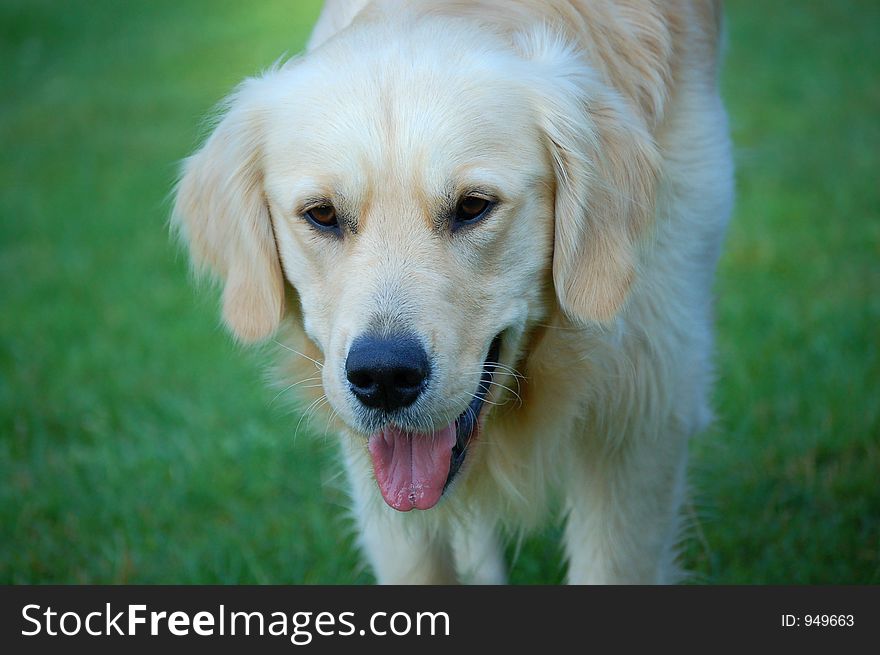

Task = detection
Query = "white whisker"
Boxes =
[272,339,324,370]
[323,407,340,440]
[467,391,509,407]
[464,363,528,381]
[481,379,523,406]
[271,376,323,403]
[293,394,327,442]
[535,322,591,332]
[461,368,525,397]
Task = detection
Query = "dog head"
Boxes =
[173,17,658,511]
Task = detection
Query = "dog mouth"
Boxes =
[367,334,501,512]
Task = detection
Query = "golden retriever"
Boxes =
[173,0,733,584]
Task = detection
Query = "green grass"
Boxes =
[1,1,877,584]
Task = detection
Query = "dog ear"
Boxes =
[525,40,661,323]
[172,78,284,342]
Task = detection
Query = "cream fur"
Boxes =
[173,0,733,584]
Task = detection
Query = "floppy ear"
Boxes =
[172,78,284,342]
[526,42,661,323]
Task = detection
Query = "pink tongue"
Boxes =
[368,423,456,511]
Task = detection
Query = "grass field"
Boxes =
[1,1,877,584]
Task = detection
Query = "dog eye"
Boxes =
[304,205,339,230]
[454,196,494,227]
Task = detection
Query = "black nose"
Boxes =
[345,334,430,411]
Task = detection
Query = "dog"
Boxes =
[172,0,733,584]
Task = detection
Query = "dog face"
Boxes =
[174,21,658,511]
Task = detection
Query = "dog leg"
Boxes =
[452,514,507,585]
[358,508,458,584]
[562,434,689,584]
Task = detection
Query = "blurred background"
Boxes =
[1,0,877,584]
